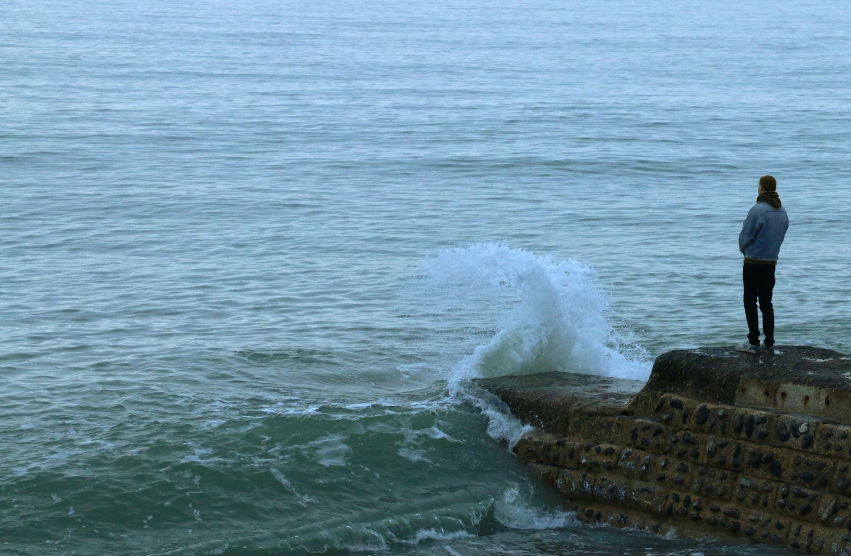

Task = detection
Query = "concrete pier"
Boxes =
[477,346,851,554]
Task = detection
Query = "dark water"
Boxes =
[2,0,849,553]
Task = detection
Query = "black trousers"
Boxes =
[743,263,776,346]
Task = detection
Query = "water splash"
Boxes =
[493,485,575,529]
[424,243,650,390]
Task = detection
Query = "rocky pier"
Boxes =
[476,346,851,554]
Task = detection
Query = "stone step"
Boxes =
[476,345,851,554]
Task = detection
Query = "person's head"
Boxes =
[759,175,777,193]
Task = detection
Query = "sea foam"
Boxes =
[493,485,576,529]
[424,243,651,388]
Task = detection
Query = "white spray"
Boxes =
[424,243,651,393]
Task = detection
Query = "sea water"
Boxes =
[2,0,850,554]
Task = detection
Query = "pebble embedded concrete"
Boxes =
[477,346,851,555]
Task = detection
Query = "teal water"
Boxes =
[2,0,850,554]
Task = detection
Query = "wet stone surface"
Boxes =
[477,345,851,555]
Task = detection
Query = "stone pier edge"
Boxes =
[513,392,851,554]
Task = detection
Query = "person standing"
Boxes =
[736,175,789,354]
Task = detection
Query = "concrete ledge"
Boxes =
[476,345,851,555]
[631,346,851,421]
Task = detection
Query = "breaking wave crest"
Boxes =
[424,243,651,388]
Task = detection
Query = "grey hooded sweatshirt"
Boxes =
[738,201,789,262]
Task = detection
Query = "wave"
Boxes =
[423,243,651,389]
[492,484,576,530]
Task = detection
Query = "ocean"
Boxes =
[2,0,850,554]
